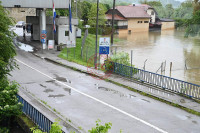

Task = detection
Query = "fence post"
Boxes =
[131,50,133,67]
[170,62,172,77]
[67,47,68,59]
[86,46,88,62]
[74,47,75,58]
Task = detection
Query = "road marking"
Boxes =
[16,58,168,133]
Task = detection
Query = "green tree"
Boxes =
[88,3,106,27]
[0,3,16,79]
[185,10,200,37]
[81,1,92,25]
[0,1,22,130]
[193,0,200,13]
[165,4,174,18]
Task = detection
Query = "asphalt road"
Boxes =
[9,49,200,133]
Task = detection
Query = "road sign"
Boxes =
[99,37,110,55]
[41,39,46,43]
[99,46,109,54]
[48,40,54,49]
[67,41,76,48]
[40,34,46,39]
[41,30,47,34]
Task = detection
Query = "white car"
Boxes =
[16,21,25,28]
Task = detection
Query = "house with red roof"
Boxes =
[106,4,151,33]
[106,4,175,33]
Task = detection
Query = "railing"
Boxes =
[106,62,200,100]
[17,95,62,133]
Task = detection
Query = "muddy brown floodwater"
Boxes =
[110,29,200,85]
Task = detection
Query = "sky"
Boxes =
[177,0,186,2]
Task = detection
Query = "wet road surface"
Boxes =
[9,50,200,133]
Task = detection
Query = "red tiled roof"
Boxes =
[115,6,151,18]
[105,14,127,20]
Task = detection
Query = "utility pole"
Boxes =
[74,0,77,18]
[95,0,99,69]
[111,0,116,46]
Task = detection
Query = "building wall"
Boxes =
[127,18,149,32]
[147,9,156,23]
[5,8,36,22]
[161,22,175,30]
[57,25,76,45]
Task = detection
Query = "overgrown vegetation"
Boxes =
[31,120,62,133]
[88,119,112,133]
[0,1,22,131]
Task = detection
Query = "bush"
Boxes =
[111,52,130,66]
[88,119,112,133]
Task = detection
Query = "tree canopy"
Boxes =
[88,3,106,27]
[0,1,21,130]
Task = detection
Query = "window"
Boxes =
[128,30,131,34]
[137,21,143,23]
[151,11,154,15]
[144,21,149,23]
[65,31,69,36]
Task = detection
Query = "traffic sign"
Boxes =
[41,39,46,43]
[41,30,47,34]
[99,46,109,54]
[99,37,110,55]
[40,34,46,39]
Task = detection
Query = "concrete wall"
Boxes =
[5,8,36,22]
[161,22,175,30]
[127,18,149,32]
[147,9,156,23]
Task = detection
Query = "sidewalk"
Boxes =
[17,37,200,114]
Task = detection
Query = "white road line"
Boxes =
[16,58,168,133]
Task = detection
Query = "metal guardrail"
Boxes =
[107,62,200,100]
[17,95,62,133]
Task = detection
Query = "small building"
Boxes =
[106,4,175,32]
[105,4,151,33]
[136,4,175,30]
[26,16,78,46]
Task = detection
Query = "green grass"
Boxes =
[18,114,36,128]
[58,34,123,67]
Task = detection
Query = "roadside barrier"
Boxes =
[17,95,65,133]
[106,62,200,100]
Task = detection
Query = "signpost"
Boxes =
[41,30,47,49]
[67,41,76,48]
[48,40,54,49]
[99,37,110,55]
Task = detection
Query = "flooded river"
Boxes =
[112,29,200,85]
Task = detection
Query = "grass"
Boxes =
[18,114,36,128]
[58,34,123,67]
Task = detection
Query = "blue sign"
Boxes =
[41,30,47,34]
[99,46,109,54]
[41,39,46,43]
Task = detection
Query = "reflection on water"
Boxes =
[113,29,200,85]
[18,42,34,52]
